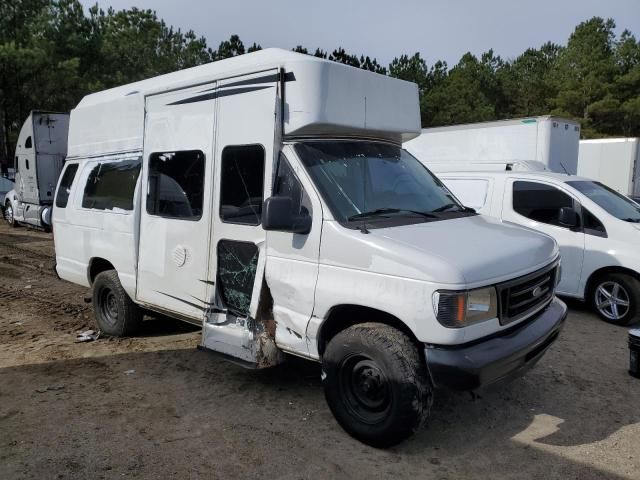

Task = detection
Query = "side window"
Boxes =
[25,159,30,170]
[55,164,79,208]
[582,208,606,236]
[147,150,205,220]
[442,178,489,210]
[273,154,311,217]
[513,181,574,227]
[220,145,265,225]
[25,136,32,149]
[82,159,141,211]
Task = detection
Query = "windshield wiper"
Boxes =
[622,217,640,223]
[347,208,437,221]
[430,203,474,213]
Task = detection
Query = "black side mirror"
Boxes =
[558,206,579,228]
[262,196,312,234]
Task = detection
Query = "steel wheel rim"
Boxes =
[338,354,392,425]
[595,281,630,321]
[99,287,118,327]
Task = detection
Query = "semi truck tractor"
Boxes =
[3,111,70,229]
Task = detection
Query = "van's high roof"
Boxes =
[68,48,421,159]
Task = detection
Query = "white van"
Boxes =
[438,170,640,326]
[53,49,566,447]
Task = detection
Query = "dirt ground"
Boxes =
[0,223,639,480]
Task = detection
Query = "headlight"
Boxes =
[433,287,498,328]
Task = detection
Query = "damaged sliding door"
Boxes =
[201,69,282,367]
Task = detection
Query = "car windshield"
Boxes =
[567,180,640,222]
[294,141,468,224]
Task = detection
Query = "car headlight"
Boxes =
[433,287,498,328]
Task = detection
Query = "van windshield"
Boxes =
[295,141,472,227]
[567,180,640,222]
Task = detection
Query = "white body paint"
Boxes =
[404,117,580,174]
[436,170,640,301]
[578,138,640,197]
[53,49,559,366]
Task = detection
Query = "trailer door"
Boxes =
[136,82,218,321]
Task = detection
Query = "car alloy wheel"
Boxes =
[595,281,630,321]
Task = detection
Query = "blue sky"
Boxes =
[78,0,640,66]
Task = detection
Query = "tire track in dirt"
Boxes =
[0,282,92,334]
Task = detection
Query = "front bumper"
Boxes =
[425,297,567,390]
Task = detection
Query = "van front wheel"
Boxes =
[92,270,142,336]
[322,323,432,447]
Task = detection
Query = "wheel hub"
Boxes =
[99,288,119,326]
[5,204,13,224]
[339,355,392,424]
[595,281,630,321]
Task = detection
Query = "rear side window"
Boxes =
[147,150,205,220]
[82,159,141,211]
[220,145,265,225]
[513,181,574,227]
[55,164,79,208]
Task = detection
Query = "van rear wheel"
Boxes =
[92,270,142,336]
[322,323,432,447]
[591,273,640,326]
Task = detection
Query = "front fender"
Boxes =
[3,189,17,213]
[4,189,17,206]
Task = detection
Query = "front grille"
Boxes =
[498,263,557,325]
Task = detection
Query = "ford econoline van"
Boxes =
[53,49,566,446]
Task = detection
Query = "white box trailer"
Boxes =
[404,116,581,174]
[3,111,70,229]
[577,138,640,197]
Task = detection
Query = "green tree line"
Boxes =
[1,1,639,169]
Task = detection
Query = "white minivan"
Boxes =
[438,170,640,326]
[53,49,566,446]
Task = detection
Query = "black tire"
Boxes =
[92,270,143,336]
[590,273,640,326]
[322,323,432,448]
[5,200,18,228]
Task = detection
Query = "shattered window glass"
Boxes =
[217,240,259,317]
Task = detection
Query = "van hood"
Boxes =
[367,215,558,286]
